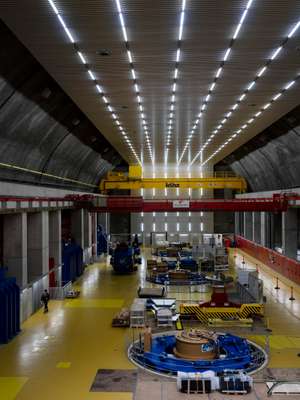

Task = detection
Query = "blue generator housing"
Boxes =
[110,246,135,273]
[97,225,107,255]
[62,241,84,284]
[0,269,20,344]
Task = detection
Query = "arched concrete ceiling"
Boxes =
[216,104,300,192]
[0,21,124,192]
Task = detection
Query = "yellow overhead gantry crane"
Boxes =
[99,166,247,192]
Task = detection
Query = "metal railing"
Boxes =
[49,281,72,299]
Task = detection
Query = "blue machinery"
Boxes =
[129,332,266,376]
[97,225,107,256]
[148,271,209,286]
[0,269,20,344]
[62,241,84,284]
[110,245,136,273]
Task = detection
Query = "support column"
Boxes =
[244,212,253,240]
[265,212,272,248]
[261,212,266,247]
[282,209,298,260]
[71,209,84,248]
[253,212,261,244]
[91,212,97,258]
[3,213,27,287]
[234,212,240,235]
[239,212,244,236]
[27,211,49,282]
[84,210,92,249]
[97,213,109,233]
[49,210,62,285]
[83,210,92,263]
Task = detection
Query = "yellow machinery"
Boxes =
[179,303,264,323]
[100,165,247,192]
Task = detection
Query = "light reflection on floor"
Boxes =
[0,248,300,399]
[233,250,300,321]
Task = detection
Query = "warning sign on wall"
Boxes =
[172,200,190,208]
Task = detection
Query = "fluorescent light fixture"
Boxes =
[270,46,282,60]
[57,14,75,43]
[210,82,216,91]
[285,80,295,90]
[48,0,59,14]
[176,223,180,231]
[273,93,282,101]
[140,222,144,232]
[240,9,248,25]
[247,81,256,90]
[233,23,242,39]
[216,67,222,78]
[223,47,231,61]
[77,51,86,64]
[288,21,300,38]
[179,11,185,40]
[257,66,267,77]
[96,84,102,93]
[87,70,95,80]
[127,50,132,63]
[164,223,168,231]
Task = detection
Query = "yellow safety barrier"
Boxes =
[180,303,264,323]
[176,319,183,330]
[208,318,253,328]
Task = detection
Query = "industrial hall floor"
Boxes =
[1,249,300,400]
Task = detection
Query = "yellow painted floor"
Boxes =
[0,248,299,399]
[230,249,300,369]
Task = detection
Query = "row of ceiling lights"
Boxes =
[115,0,153,163]
[47,0,141,165]
[165,0,187,164]
[48,0,299,168]
[192,18,300,166]
[201,75,299,166]
[178,0,254,164]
